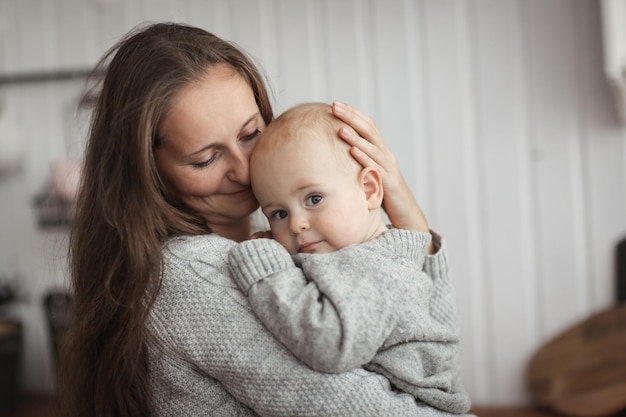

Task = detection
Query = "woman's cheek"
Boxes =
[183,169,220,195]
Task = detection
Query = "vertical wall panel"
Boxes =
[370,0,419,192]
[40,1,59,69]
[304,0,328,103]
[81,3,106,65]
[0,1,5,72]
[255,0,280,100]
[525,0,591,338]
[323,0,373,110]
[185,0,215,32]
[57,0,88,68]
[13,0,46,72]
[351,0,377,114]
[0,0,18,73]
[137,0,186,23]
[453,0,489,402]
[422,0,470,234]
[575,0,626,311]
[96,1,129,55]
[209,0,233,39]
[423,0,486,402]
[471,0,540,404]
[274,1,324,109]
[120,1,146,35]
[229,0,270,63]
[402,0,431,205]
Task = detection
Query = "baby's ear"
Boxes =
[359,167,384,210]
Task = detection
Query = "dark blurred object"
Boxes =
[33,192,74,228]
[0,281,23,414]
[618,237,626,305]
[43,290,73,364]
[0,320,21,414]
[0,283,15,305]
[33,160,81,228]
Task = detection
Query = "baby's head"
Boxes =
[251,102,388,254]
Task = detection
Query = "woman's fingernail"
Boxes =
[340,127,351,137]
[333,101,345,115]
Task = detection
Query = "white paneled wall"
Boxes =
[0,0,625,406]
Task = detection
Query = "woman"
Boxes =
[59,22,465,417]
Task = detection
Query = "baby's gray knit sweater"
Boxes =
[228,228,471,414]
[147,232,475,416]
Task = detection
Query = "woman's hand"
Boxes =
[331,101,434,252]
[250,230,274,240]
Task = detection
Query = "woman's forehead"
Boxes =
[161,68,258,152]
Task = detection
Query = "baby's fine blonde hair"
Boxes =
[252,102,359,172]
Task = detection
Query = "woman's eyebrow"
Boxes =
[241,112,260,129]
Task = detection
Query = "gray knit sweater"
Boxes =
[147,232,475,416]
[228,229,471,414]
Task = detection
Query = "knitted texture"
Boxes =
[147,232,476,416]
[228,228,471,414]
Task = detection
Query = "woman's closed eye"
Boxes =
[192,152,220,169]
[242,128,261,142]
[192,128,260,169]
[305,194,323,206]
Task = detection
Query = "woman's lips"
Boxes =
[230,188,252,197]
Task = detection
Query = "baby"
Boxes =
[249,103,388,254]
[228,102,470,414]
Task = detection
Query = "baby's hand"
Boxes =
[250,230,274,240]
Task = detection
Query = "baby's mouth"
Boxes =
[298,241,321,253]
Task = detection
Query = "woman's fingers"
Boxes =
[347,145,376,170]
[250,230,273,239]
[338,127,382,167]
[333,101,402,181]
[333,103,391,169]
[332,102,381,146]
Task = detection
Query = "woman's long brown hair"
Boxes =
[58,22,273,417]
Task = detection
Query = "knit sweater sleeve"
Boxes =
[228,229,432,373]
[423,231,459,330]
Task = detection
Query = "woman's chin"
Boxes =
[231,195,260,218]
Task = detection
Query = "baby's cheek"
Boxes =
[328,228,354,249]
[274,231,293,252]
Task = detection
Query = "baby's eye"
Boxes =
[271,210,289,220]
[306,194,323,206]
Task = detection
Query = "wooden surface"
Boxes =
[0,398,572,417]
[526,304,626,417]
[4,401,556,417]
[472,406,563,416]
[5,398,625,417]
[471,407,626,417]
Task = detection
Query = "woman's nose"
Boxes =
[226,149,250,184]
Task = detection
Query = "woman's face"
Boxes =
[155,65,266,233]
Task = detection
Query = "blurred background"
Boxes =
[0,0,625,409]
